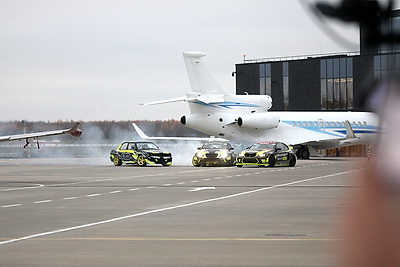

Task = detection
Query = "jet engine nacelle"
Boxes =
[237,113,280,129]
[181,114,203,127]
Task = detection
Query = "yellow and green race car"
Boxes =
[110,141,172,167]
[236,141,296,167]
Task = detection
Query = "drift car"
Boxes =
[192,141,236,167]
[110,141,172,167]
[236,141,296,167]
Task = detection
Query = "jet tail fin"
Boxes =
[183,52,231,95]
[344,120,357,139]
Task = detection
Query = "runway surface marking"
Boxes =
[0,168,360,246]
[0,183,44,192]
[0,162,336,209]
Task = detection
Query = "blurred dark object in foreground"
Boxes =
[315,0,400,55]
[315,1,400,266]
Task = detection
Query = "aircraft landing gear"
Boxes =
[296,145,310,159]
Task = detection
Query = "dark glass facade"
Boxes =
[235,54,359,111]
[235,10,400,113]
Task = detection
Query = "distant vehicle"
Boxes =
[236,141,296,167]
[110,141,172,167]
[192,141,236,167]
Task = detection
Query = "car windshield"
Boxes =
[249,143,276,150]
[202,142,229,149]
[136,142,159,150]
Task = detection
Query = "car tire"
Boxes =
[268,155,276,167]
[137,155,147,167]
[192,158,201,167]
[113,156,122,166]
[289,156,296,167]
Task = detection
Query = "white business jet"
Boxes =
[140,52,378,158]
[0,122,82,149]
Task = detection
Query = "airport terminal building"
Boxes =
[234,10,400,156]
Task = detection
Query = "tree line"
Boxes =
[0,120,207,143]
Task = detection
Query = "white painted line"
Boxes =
[63,197,78,200]
[2,204,22,208]
[189,186,216,192]
[146,186,155,189]
[34,200,52,204]
[191,180,199,183]
[86,194,101,197]
[109,191,122,194]
[203,178,211,181]
[177,182,186,185]
[162,184,172,187]
[0,184,44,192]
[0,169,361,246]
[129,188,140,191]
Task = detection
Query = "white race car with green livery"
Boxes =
[192,141,236,167]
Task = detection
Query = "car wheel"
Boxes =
[236,164,243,168]
[192,158,201,167]
[137,155,147,167]
[289,156,296,167]
[268,155,276,167]
[226,159,235,167]
[113,156,122,166]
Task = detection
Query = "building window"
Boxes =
[374,53,400,80]
[283,62,289,110]
[320,58,353,110]
[259,63,271,95]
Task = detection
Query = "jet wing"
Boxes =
[132,123,228,142]
[0,122,82,143]
[140,97,191,106]
[288,120,361,148]
[141,93,225,106]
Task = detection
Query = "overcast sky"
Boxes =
[0,0,372,122]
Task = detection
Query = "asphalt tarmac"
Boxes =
[0,157,366,266]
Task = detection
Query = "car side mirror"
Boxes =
[197,147,201,150]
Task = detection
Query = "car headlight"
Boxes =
[196,151,206,158]
[219,151,228,158]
